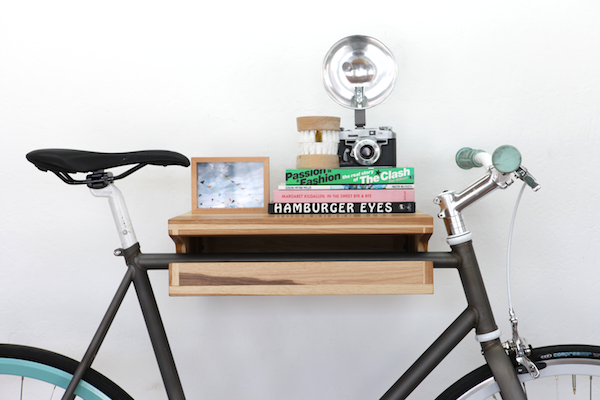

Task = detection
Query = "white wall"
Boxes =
[1,0,599,398]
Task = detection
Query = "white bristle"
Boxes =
[297,129,339,155]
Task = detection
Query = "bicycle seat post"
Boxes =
[90,180,138,250]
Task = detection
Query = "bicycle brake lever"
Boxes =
[515,166,540,192]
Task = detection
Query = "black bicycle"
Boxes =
[2,145,599,399]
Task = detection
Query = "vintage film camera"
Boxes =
[322,35,398,168]
[338,126,396,167]
[338,126,396,168]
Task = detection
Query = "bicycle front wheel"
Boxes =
[437,344,600,399]
[0,344,133,399]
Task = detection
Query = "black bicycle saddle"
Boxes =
[27,149,190,173]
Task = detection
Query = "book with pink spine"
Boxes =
[272,189,414,203]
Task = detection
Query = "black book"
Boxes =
[268,202,415,215]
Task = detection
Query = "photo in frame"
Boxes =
[191,157,270,214]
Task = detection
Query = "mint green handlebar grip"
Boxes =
[455,147,485,169]
[492,145,522,173]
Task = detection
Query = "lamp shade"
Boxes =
[322,35,397,109]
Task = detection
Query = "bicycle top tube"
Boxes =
[134,250,461,270]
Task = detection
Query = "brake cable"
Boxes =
[505,181,540,378]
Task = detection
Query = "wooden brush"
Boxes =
[295,116,340,169]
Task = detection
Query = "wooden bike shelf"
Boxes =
[168,212,434,296]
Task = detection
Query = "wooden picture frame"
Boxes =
[191,157,269,214]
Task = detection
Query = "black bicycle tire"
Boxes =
[437,344,600,399]
[0,343,134,399]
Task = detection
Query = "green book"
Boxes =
[285,167,414,185]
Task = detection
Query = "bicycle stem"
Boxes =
[435,166,513,240]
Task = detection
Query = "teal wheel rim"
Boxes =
[0,357,112,400]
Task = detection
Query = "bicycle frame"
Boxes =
[62,166,529,400]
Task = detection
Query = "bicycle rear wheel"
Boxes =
[0,344,133,399]
[437,344,600,399]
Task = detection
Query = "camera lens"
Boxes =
[352,138,381,166]
[360,145,375,159]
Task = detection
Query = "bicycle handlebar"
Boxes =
[456,145,522,173]
[455,145,540,191]
[456,147,486,170]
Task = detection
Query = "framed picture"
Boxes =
[191,157,270,214]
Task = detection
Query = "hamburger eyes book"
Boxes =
[268,202,415,214]
[285,167,414,186]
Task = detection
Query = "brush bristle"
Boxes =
[298,130,339,155]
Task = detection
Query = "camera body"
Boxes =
[338,126,397,167]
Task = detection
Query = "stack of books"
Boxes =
[268,167,415,214]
